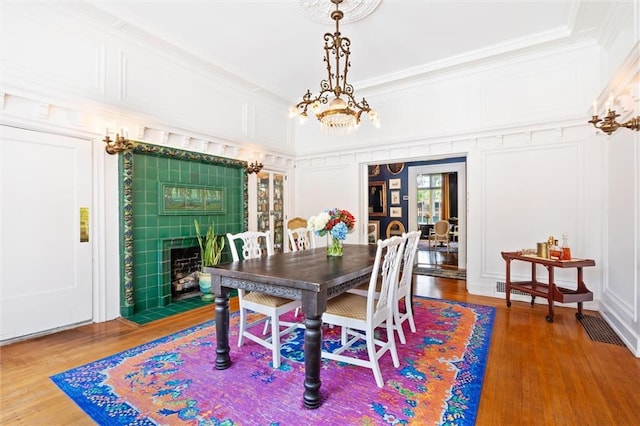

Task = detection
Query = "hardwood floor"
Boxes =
[1,278,639,425]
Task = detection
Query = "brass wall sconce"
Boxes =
[589,98,640,135]
[103,129,133,155]
[246,161,264,174]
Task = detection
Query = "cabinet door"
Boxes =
[256,172,270,234]
[255,171,285,253]
[272,173,284,252]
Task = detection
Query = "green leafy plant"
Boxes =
[194,219,225,267]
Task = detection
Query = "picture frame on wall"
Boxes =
[368,164,380,177]
[368,181,387,217]
[387,163,405,175]
[389,178,401,189]
[367,221,380,244]
[390,207,402,217]
[390,190,400,205]
[386,220,406,238]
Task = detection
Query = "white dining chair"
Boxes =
[227,231,300,369]
[320,236,404,387]
[347,231,420,344]
[286,227,316,318]
[287,227,316,252]
[394,230,421,344]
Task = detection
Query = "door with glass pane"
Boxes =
[408,162,467,269]
[416,173,443,224]
[256,171,285,253]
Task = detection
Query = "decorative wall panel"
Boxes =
[1,3,105,96]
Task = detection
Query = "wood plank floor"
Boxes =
[1,276,639,425]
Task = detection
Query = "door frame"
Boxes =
[408,162,466,269]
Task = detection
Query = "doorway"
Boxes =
[408,163,466,270]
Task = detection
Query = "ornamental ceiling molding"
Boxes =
[294,0,381,24]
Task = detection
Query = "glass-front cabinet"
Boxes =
[256,171,285,253]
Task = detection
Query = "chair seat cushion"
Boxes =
[326,293,367,320]
[244,291,294,307]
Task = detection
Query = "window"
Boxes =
[416,173,442,224]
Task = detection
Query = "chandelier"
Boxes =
[289,0,379,136]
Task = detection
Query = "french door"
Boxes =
[408,162,467,269]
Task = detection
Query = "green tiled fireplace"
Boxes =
[119,143,247,318]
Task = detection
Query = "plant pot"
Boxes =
[198,271,214,301]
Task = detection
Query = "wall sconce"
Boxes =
[104,128,133,155]
[246,161,264,174]
[589,97,639,135]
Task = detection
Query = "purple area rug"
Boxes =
[51,297,495,425]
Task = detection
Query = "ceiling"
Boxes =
[83,0,607,104]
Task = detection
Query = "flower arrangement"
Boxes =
[308,208,356,256]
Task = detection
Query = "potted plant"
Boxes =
[194,219,225,301]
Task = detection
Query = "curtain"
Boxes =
[441,173,450,220]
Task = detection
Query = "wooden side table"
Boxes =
[501,251,595,322]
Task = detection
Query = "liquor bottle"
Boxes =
[561,233,571,260]
[549,238,562,260]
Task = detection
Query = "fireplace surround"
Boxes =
[119,142,247,317]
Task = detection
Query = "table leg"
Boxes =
[505,259,512,307]
[576,267,585,319]
[214,289,231,370]
[303,314,323,409]
[546,266,555,323]
[531,263,537,305]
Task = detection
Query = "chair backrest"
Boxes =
[367,236,405,326]
[226,231,274,261]
[434,220,450,237]
[287,217,307,230]
[287,227,316,252]
[398,231,421,297]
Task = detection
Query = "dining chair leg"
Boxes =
[238,305,247,347]
[271,315,281,368]
[393,307,407,345]
[405,297,416,333]
[387,320,400,368]
[366,329,384,388]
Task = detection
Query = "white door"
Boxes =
[1,126,93,341]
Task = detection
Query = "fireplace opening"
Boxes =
[171,246,202,300]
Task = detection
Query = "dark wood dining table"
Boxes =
[205,244,377,409]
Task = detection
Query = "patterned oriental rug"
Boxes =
[51,297,495,425]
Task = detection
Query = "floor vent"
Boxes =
[579,315,626,346]
[496,281,529,296]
